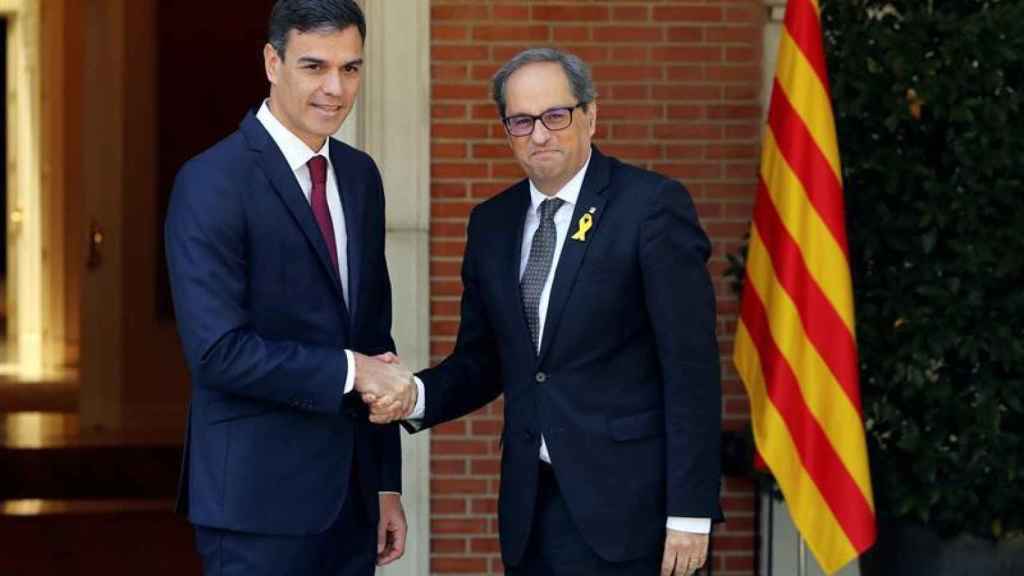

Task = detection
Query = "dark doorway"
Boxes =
[155,1,277,317]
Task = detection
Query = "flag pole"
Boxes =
[797,534,808,576]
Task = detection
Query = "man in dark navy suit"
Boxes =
[368,48,723,576]
[165,1,417,574]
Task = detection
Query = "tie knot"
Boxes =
[308,155,328,187]
[539,197,565,222]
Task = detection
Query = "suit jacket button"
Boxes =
[535,372,547,383]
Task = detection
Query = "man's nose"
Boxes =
[322,70,343,96]
[531,119,551,144]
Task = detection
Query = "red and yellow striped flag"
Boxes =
[733,0,876,573]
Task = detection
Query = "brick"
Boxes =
[600,103,662,121]
[726,46,757,63]
[470,419,503,435]
[431,537,467,554]
[601,143,662,160]
[433,44,489,62]
[432,63,469,81]
[471,181,511,198]
[471,498,499,515]
[433,122,491,139]
[726,5,761,24]
[432,517,489,535]
[470,458,501,475]
[472,143,510,159]
[593,26,662,43]
[431,497,468,515]
[433,82,490,100]
[665,144,705,160]
[706,144,758,160]
[724,85,760,102]
[431,5,491,22]
[667,105,707,119]
[668,26,705,43]
[532,5,610,22]
[471,63,501,82]
[430,200,476,218]
[434,420,468,436]
[432,104,467,119]
[431,557,489,573]
[430,478,489,496]
[433,142,468,159]
[430,298,462,316]
[432,25,469,42]
[651,45,722,63]
[433,439,491,455]
[470,537,502,554]
[432,182,468,199]
[473,25,550,42]
[653,84,722,101]
[557,45,608,63]
[609,46,648,62]
[667,65,705,82]
[706,26,759,44]
[705,65,759,83]
[608,84,650,99]
[430,241,468,259]
[611,124,651,140]
[655,123,722,140]
[492,5,529,20]
[613,6,649,21]
[708,104,761,120]
[431,320,460,337]
[553,26,589,42]
[433,163,489,179]
[654,6,723,22]
[593,64,662,82]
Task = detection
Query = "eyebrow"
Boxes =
[296,56,364,68]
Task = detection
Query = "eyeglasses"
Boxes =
[502,103,585,137]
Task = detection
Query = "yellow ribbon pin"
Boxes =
[571,213,593,242]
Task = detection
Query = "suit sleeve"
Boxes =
[639,179,723,520]
[413,211,504,430]
[165,160,349,415]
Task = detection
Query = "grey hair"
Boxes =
[491,48,597,117]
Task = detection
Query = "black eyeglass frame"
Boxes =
[502,102,587,137]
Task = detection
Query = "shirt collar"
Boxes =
[256,99,331,172]
[528,151,592,213]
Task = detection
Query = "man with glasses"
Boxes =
[367,47,722,576]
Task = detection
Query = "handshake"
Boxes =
[353,352,418,424]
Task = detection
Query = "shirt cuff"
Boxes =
[407,376,427,420]
[379,491,401,496]
[666,517,711,534]
[343,350,356,394]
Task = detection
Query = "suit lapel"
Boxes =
[331,142,364,328]
[506,182,535,348]
[241,113,350,323]
[537,148,611,363]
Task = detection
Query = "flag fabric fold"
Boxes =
[733,0,876,572]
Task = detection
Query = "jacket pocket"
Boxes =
[608,409,665,441]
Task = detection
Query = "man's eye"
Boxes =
[304,64,321,71]
[543,111,569,123]
[509,117,533,128]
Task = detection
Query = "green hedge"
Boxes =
[821,0,1024,539]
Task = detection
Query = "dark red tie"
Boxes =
[307,155,339,274]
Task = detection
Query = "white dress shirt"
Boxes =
[256,101,356,396]
[410,152,709,534]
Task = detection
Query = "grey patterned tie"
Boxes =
[521,197,565,351]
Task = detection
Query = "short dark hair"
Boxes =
[268,0,366,61]
[492,48,597,118]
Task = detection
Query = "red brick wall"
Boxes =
[429,1,764,574]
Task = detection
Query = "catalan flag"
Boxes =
[733,0,876,573]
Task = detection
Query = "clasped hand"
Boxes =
[353,352,417,423]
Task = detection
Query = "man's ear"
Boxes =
[586,102,598,136]
[264,43,280,85]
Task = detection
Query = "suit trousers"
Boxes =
[506,461,664,576]
[193,462,375,576]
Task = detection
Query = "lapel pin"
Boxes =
[571,212,594,242]
[588,206,596,214]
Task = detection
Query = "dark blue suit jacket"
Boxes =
[416,147,722,564]
[165,111,400,535]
